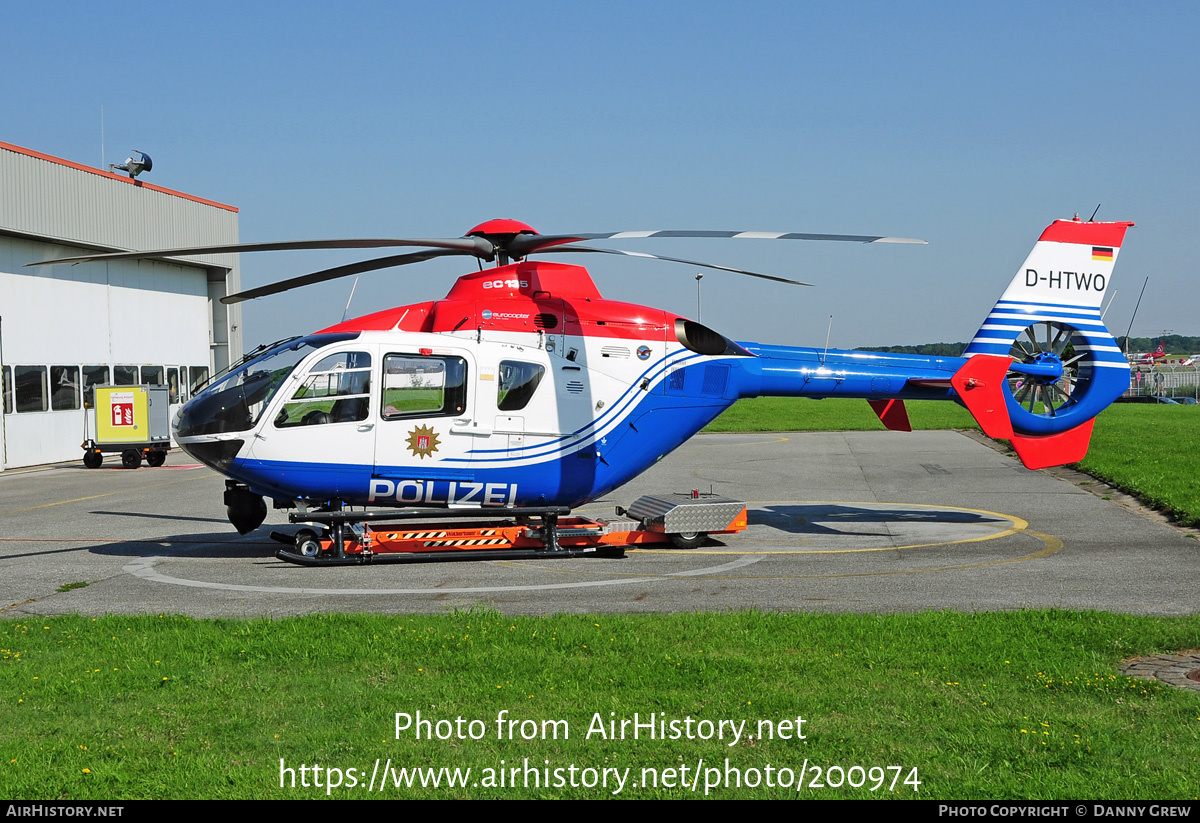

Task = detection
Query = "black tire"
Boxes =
[295,529,322,557]
[121,449,141,469]
[669,532,707,550]
[146,451,166,467]
[83,451,103,469]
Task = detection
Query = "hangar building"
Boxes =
[0,141,243,470]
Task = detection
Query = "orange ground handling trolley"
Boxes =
[271,492,748,566]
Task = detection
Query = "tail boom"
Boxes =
[734,217,1134,471]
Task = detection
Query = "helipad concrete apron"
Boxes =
[1,431,1197,618]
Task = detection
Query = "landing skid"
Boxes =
[271,494,748,567]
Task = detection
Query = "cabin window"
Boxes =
[275,351,372,428]
[50,366,80,411]
[381,354,467,420]
[497,361,545,411]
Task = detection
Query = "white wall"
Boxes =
[1,235,210,468]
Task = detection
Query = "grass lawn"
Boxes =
[2,610,1198,799]
[705,396,976,432]
[1077,404,1200,527]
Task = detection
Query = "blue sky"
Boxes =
[4,1,1196,350]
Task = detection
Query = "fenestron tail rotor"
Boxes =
[1006,321,1087,418]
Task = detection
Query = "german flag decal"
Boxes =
[1092,246,1114,262]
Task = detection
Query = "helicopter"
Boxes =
[34,216,1133,561]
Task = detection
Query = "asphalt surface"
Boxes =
[1,431,1196,617]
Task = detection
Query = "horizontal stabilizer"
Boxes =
[868,399,912,431]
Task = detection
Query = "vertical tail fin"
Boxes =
[955,218,1134,467]
[966,218,1133,365]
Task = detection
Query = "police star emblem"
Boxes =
[405,424,440,459]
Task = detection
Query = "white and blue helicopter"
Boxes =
[37,217,1133,563]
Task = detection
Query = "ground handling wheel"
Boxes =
[83,450,103,469]
[145,450,167,467]
[121,449,141,469]
[669,532,707,549]
[294,529,323,558]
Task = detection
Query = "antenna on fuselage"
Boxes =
[821,315,834,364]
[341,276,359,322]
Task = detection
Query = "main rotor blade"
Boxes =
[529,245,813,286]
[27,236,493,267]
[509,229,927,257]
[221,248,472,304]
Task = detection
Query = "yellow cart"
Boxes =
[82,385,171,469]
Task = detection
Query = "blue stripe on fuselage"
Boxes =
[227,384,734,507]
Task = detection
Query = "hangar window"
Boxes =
[497,361,545,411]
[381,354,467,420]
[189,366,210,394]
[2,367,11,414]
[275,351,372,428]
[50,366,80,411]
[141,365,164,386]
[15,366,48,413]
[167,368,181,403]
[114,366,138,386]
[82,366,109,405]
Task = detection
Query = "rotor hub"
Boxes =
[1021,351,1065,381]
[465,219,541,265]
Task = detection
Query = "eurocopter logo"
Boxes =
[406,425,440,459]
[481,309,530,321]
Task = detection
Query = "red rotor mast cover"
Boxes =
[466,219,538,237]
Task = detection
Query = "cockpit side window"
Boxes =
[497,361,545,411]
[175,333,359,438]
[274,351,371,428]
[381,354,467,420]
